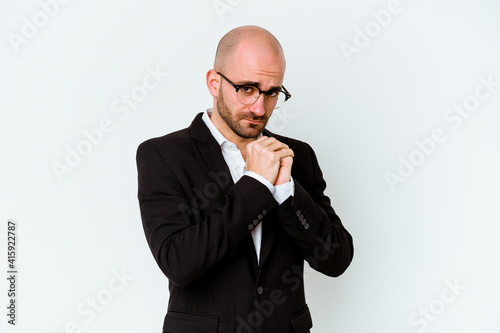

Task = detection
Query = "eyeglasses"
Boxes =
[217,72,291,109]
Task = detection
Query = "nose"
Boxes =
[247,93,266,116]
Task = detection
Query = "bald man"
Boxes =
[137,26,353,333]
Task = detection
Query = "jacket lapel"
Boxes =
[189,112,234,195]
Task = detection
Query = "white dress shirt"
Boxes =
[202,109,294,263]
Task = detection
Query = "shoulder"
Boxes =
[138,127,190,152]
[136,126,195,170]
[137,112,209,156]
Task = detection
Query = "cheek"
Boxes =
[224,94,242,113]
[231,104,250,118]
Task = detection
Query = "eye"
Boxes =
[266,90,279,98]
[240,86,256,95]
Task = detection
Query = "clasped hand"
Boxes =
[245,136,294,186]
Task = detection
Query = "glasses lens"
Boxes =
[237,87,287,109]
[237,86,259,105]
[273,91,286,109]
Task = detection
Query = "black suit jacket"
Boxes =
[136,112,354,333]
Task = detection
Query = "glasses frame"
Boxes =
[216,72,291,107]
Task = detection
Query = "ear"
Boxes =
[206,69,220,98]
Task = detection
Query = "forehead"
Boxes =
[225,40,285,88]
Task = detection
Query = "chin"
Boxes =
[237,127,263,139]
[241,124,266,137]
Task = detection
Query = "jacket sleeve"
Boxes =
[136,140,279,288]
[274,143,354,277]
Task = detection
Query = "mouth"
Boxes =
[244,119,263,124]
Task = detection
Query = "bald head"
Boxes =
[214,26,285,74]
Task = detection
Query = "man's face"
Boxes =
[216,87,268,139]
[215,42,285,139]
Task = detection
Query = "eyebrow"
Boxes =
[235,80,283,91]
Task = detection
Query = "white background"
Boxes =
[1,0,500,332]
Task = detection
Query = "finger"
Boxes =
[276,148,294,160]
[267,141,289,151]
[255,135,268,142]
[279,156,293,166]
[246,136,268,151]
[279,148,294,157]
[259,137,288,150]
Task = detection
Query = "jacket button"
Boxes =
[301,219,306,225]
[296,210,301,217]
[253,219,259,225]
[248,224,254,230]
[262,209,268,215]
[256,286,264,295]
[304,223,310,230]
[258,214,263,220]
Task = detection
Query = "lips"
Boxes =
[244,119,263,124]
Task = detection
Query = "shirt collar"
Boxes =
[202,108,228,146]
